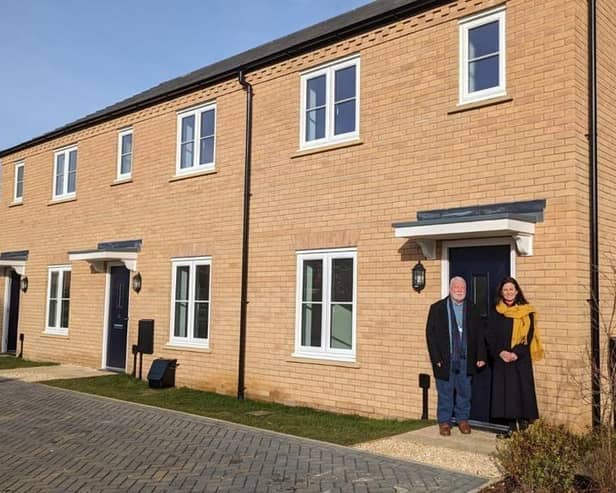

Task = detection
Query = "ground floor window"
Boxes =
[169,257,211,347]
[46,266,71,335]
[294,248,356,361]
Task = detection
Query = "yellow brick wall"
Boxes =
[0,0,598,427]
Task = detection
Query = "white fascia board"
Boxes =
[0,260,26,276]
[394,218,535,239]
[69,251,138,272]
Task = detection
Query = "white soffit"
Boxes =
[68,251,138,272]
[0,260,26,276]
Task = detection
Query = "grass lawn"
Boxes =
[0,356,59,370]
[44,374,431,445]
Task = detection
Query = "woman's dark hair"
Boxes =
[495,276,529,305]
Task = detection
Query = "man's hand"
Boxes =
[476,360,486,368]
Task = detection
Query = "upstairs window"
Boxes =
[300,56,360,149]
[459,7,506,104]
[46,266,71,335]
[14,161,24,203]
[117,128,133,180]
[53,146,77,200]
[176,103,216,175]
[294,248,357,362]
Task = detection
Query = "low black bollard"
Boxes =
[419,373,431,420]
[17,333,24,359]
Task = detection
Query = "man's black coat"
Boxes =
[425,297,487,381]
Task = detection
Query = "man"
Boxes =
[426,277,487,436]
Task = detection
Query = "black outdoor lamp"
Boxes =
[132,272,142,293]
[20,275,28,293]
[412,261,426,293]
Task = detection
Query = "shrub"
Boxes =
[494,419,584,492]
[580,426,616,493]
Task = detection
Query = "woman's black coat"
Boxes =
[426,297,487,381]
[487,308,539,420]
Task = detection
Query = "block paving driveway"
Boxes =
[0,379,487,492]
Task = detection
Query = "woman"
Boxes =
[488,277,544,438]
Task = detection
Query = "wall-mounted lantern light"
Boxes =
[412,261,426,293]
[20,275,28,293]
[132,272,142,293]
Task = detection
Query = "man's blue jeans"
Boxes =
[435,365,472,424]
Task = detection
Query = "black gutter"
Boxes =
[0,0,450,159]
[237,71,253,400]
[588,0,600,428]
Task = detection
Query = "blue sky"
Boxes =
[0,0,370,151]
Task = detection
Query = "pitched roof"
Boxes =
[0,0,441,157]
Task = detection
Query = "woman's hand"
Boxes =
[499,350,518,363]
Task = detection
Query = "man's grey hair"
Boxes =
[449,276,466,289]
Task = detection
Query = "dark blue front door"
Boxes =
[449,244,510,422]
[7,270,20,353]
[107,266,130,369]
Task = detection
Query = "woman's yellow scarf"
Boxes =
[495,302,544,361]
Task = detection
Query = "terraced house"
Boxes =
[1,0,614,430]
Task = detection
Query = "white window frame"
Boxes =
[169,256,212,348]
[13,161,24,203]
[45,265,71,335]
[175,103,216,176]
[52,146,78,200]
[459,6,506,105]
[116,128,133,180]
[293,248,357,362]
[299,55,360,150]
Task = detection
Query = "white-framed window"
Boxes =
[176,103,216,175]
[300,55,360,149]
[117,128,133,180]
[459,6,506,105]
[294,248,357,361]
[169,257,211,347]
[45,266,71,335]
[13,161,24,203]
[53,146,77,200]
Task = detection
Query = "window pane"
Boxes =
[55,156,64,196]
[334,100,356,135]
[301,303,322,347]
[68,150,77,173]
[302,259,322,302]
[60,300,70,328]
[50,272,59,299]
[306,75,326,109]
[334,66,356,102]
[17,165,24,182]
[175,266,190,300]
[306,108,326,141]
[48,300,57,327]
[67,170,76,193]
[200,110,215,137]
[195,265,210,301]
[469,55,499,92]
[194,302,209,339]
[199,136,214,165]
[331,258,353,302]
[181,115,195,143]
[469,21,499,59]
[121,154,132,175]
[180,142,194,168]
[122,133,132,154]
[330,304,353,349]
[62,271,71,299]
[16,181,23,199]
[174,302,188,337]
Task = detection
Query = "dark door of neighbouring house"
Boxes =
[449,244,511,423]
[7,270,20,353]
[106,266,130,369]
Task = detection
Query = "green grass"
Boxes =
[44,374,430,445]
[0,356,59,370]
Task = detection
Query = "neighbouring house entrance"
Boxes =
[448,243,511,423]
[106,266,130,369]
[6,269,21,353]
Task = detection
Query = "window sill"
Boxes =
[292,139,363,159]
[111,178,133,187]
[48,196,77,206]
[288,354,359,368]
[9,201,23,208]
[42,331,69,339]
[169,168,217,182]
[448,95,513,114]
[165,343,211,353]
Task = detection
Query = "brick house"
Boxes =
[1,0,614,429]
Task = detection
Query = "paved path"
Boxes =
[0,379,488,492]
